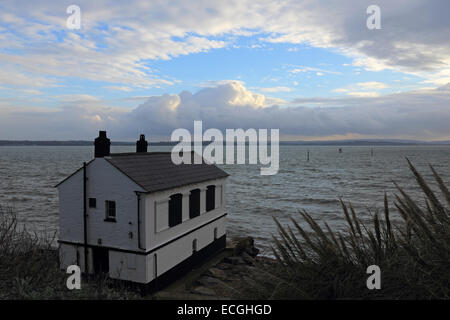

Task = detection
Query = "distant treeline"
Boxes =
[0,140,449,146]
[0,140,168,146]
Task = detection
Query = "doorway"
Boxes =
[92,247,109,273]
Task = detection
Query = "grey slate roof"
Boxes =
[104,152,229,193]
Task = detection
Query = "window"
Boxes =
[206,185,216,212]
[189,189,201,218]
[89,198,96,208]
[214,227,218,240]
[168,193,182,227]
[105,200,116,221]
[192,239,197,253]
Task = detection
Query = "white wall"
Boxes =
[141,177,227,283]
[144,177,227,251]
[149,215,226,282]
[84,158,146,250]
[58,169,84,243]
[59,243,93,273]
[109,251,148,283]
[58,158,146,251]
[59,243,78,270]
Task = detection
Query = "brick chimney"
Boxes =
[136,134,148,153]
[94,131,111,158]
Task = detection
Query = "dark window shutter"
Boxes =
[206,185,216,212]
[189,189,201,218]
[169,194,183,227]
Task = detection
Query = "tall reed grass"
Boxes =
[241,159,450,299]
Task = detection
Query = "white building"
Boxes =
[56,131,229,288]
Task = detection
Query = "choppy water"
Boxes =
[1,145,449,255]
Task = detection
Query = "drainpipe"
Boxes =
[136,191,143,250]
[83,162,88,274]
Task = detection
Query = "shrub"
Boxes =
[0,206,140,299]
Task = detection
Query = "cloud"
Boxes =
[2,0,450,91]
[290,66,341,75]
[124,82,450,141]
[356,82,388,90]
[0,67,58,88]
[56,94,101,103]
[104,86,134,92]
[347,91,380,98]
[1,1,450,140]
[257,86,293,93]
[333,81,388,96]
[332,88,349,93]
[1,82,450,141]
[261,0,450,83]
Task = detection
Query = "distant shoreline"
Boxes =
[0,139,449,146]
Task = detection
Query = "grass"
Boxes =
[0,206,141,299]
[240,159,450,299]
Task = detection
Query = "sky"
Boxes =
[0,0,450,141]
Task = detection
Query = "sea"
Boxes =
[1,145,449,255]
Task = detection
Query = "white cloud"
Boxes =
[1,0,450,90]
[347,91,380,98]
[332,88,349,93]
[257,86,293,93]
[0,67,58,88]
[1,82,450,141]
[356,82,388,90]
[104,86,134,92]
[56,94,101,103]
[333,81,389,96]
[20,89,42,95]
[290,66,340,75]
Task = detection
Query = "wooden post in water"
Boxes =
[307,150,310,162]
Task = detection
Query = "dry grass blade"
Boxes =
[429,164,450,207]
[349,203,363,238]
[340,198,356,238]
[406,158,446,218]
[299,210,333,250]
[384,192,392,239]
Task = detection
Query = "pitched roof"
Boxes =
[104,152,229,193]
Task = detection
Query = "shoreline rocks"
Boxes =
[188,236,272,298]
